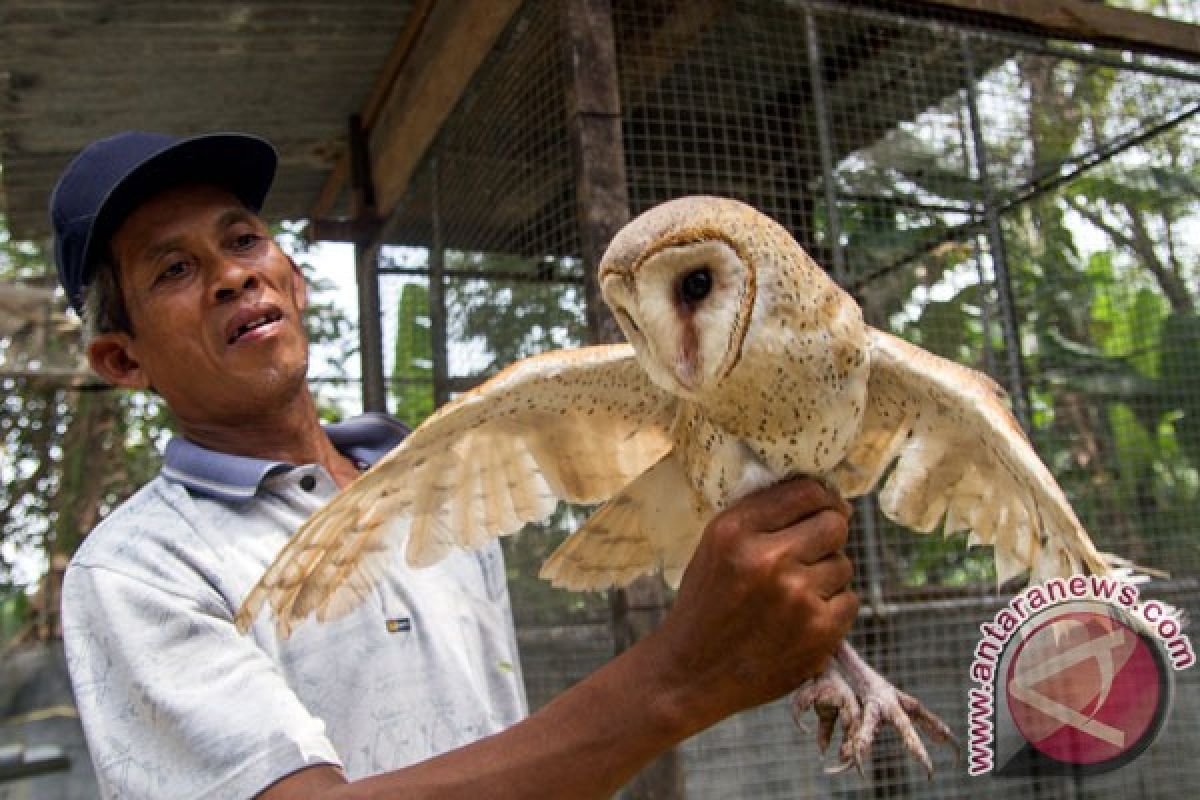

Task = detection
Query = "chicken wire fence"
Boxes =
[371,1,1200,797]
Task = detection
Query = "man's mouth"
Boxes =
[227,308,284,344]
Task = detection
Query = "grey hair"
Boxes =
[81,259,133,343]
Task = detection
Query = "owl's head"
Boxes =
[599,196,774,397]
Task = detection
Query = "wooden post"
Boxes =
[564,0,630,345]
[428,156,451,408]
[348,113,388,413]
[563,0,685,797]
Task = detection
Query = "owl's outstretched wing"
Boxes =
[538,449,708,591]
[831,329,1118,586]
[236,344,677,637]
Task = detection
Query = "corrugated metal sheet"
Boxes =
[0,0,413,240]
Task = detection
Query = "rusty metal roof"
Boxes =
[0,0,413,242]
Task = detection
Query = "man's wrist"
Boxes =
[620,625,732,745]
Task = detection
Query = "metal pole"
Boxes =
[961,33,1034,433]
[805,4,887,613]
[807,15,898,789]
[354,240,387,414]
[429,156,451,408]
[956,99,1000,381]
[804,7,847,286]
[348,113,388,413]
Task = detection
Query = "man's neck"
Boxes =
[176,390,362,488]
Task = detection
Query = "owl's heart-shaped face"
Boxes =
[601,231,754,398]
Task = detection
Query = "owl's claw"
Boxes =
[847,684,959,779]
[835,643,960,779]
[790,666,865,775]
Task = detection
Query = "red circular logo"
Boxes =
[1006,610,1161,766]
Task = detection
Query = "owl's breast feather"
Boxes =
[701,320,870,484]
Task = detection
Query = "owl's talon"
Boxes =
[822,758,858,776]
[836,643,958,778]
[848,691,934,778]
[791,666,861,764]
[898,689,961,773]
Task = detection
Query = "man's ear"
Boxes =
[87,333,152,390]
[287,256,308,312]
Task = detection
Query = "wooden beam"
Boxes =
[307,217,382,243]
[565,0,629,349]
[368,0,525,217]
[565,0,629,345]
[917,0,1200,63]
[359,1,436,128]
[308,0,435,223]
[346,114,389,413]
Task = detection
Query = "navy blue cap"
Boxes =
[49,131,277,314]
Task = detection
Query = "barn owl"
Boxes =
[237,195,1136,776]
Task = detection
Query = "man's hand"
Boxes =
[647,478,858,732]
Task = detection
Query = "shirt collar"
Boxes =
[160,412,410,502]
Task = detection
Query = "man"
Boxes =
[53,131,858,799]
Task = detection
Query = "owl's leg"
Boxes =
[790,661,865,774]
[834,641,959,778]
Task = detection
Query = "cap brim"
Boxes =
[82,132,277,274]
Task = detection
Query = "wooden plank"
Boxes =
[368,0,525,216]
[309,0,435,221]
[360,0,437,128]
[917,0,1200,63]
[565,0,628,345]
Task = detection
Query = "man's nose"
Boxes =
[212,259,259,303]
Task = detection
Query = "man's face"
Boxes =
[91,184,311,426]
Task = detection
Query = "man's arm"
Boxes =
[260,477,857,800]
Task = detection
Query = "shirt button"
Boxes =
[299,475,317,491]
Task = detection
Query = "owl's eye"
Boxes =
[679,267,712,305]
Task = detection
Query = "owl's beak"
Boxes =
[674,353,700,392]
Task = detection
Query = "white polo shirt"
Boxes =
[62,413,528,799]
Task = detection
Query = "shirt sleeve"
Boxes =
[62,561,343,800]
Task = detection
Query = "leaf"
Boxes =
[392,282,435,428]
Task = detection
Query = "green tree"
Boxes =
[827,45,1200,584]
[404,250,604,623]
[391,282,435,428]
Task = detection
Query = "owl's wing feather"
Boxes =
[830,329,1113,585]
[236,344,677,636]
[539,450,708,591]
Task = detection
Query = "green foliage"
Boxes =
[447,253,604,621]
[391,282,435,429]
[392,250,606,620]
[843,49,1200,586]
[1158,313,1200,468]
[504,508,611,626]
[276,222,357,421]
[0,213,48,277]
[0,590,31,646]
[446,251,587,370]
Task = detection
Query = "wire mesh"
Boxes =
[380,0,1200,796]
[380,0,614,704]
